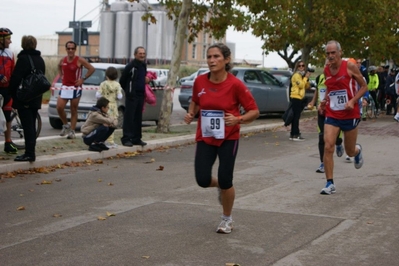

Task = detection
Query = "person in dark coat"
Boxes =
[119,46,149,147]
[8,35,46,162]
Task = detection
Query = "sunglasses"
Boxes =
[298,64,305,67]
[66,47,76,51]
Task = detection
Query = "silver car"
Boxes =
[179,67,290,114]
[48,63,164,129]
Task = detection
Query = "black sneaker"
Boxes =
[88,144,103,152]
[97,143,109,151]
[4,142,18,154]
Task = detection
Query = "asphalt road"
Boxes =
[1,116,398,265]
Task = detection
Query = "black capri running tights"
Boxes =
[194,140,239,190]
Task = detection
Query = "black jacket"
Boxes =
[119,59,146,99]
[8,49,45,109]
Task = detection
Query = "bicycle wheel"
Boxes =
[9,110,42,150]
[366,99,376,119]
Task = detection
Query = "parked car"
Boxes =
[178,68,210,111]
[48,63,164,129]
[147,68,169,87]
[178,67,209,85]
[179,67,291,114]
[269,69,316,106]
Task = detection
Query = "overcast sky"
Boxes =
[3,0,287,68]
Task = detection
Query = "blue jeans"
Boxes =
[83,125,115,145]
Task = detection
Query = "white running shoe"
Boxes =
[216,219,233,234]
[320,181,336,195]
[60,124,71,136]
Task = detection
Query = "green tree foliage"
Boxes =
[238,0,399,67]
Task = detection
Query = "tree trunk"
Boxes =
[156,0,192,133]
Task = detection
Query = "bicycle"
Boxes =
[9,108,42,149]
[365,96,378,119]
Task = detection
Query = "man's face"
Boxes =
[135,48,146,62]
[325,44,341,65]
[0,36,12,49]
[65,43,76,57]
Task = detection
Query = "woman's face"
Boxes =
[207,47,229,72]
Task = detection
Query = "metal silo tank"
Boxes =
[147,11,164,63]
[163,14,175,62]
[110,0,128,11]
[114,11,132,60]
[130,11,146,58]
[99,11,115,60]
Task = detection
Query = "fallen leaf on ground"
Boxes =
[156,165,164,171]
[41,180,52,185]
[98,179,102,182]
[53,213,62,218]
[17,206,25,211]
[108,182,113,186]
[97,216,106,221]
[106,212,115,217]
[142,256,150,259]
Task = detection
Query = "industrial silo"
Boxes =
[130,11,147,58]
[99,11,115,61]
[147,10,164,63]
[110,0,128,11]
[162,15,175,63]
[114,11,132,61]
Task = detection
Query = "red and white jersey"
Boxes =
[61,56,82,87]
[324,60,360,119]
[192,72,258,146]
[0,48,15,88]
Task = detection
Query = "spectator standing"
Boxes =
[8,35,45,162]
[184,43,259,234]
[385,68,397,116]
[57,41,95,139]
[394,72,399,122]
[289,60,311,141]
[96,66,123,148]
[0,27,18,154]
[367,66,380,114]
[81,97,117,152]
[119,46,149,147]
[377,66,388,112]
[319,40,368,195]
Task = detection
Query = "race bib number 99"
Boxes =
[201,110,225,139]
[329,90,348,111]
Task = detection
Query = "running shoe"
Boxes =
[67,130,76,139]
[292,135,305,141]
[394,116,399,122]
[216,219,233,234]
[320,181,336,195]
[354,144,363,169]
[4,141,18,154]
[97,142,109,151]
[60,124,71,136]
[345,156,352,163]
[105,142,118,149]
[336,144,344,157]
[88,144,103,152]
[316,163,325,173]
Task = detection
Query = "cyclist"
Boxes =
[0,27,18,154]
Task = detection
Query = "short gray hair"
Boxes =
[325,40,341,52]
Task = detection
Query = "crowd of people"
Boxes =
[3,26,399,234]
[0,26,155,161]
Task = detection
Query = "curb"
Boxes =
[1,121,285,174]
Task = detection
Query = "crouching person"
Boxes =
[81,97,117,152]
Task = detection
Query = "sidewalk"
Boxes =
[0,116,287,175]
[1,111,396,176]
